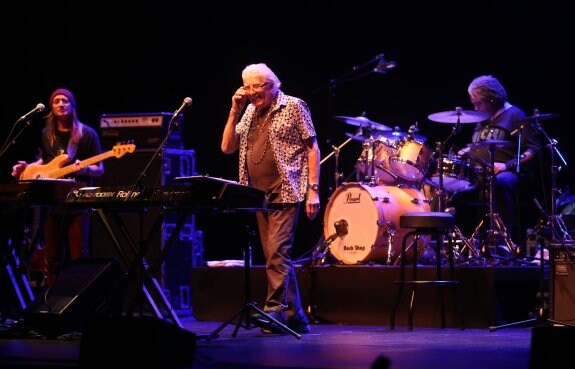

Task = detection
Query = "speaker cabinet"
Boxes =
[24,258,123,338]
[550,244,575,322]
[79,316,196,369]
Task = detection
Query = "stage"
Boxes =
[191,264,545,329]
[3,260,575,369]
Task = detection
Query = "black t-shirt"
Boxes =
[40,123,102,185]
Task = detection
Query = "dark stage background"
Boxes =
[2,1,573,263]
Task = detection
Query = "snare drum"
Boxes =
[430,155,476,193]
[323,183,431,265]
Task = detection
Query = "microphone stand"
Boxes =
[314,53,393,192]
[298,134,358,269]
[489,112,574,331]
[532,116,571,244]
[121,112,183,322]
[0,117,35,159]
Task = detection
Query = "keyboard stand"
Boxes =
[93,208,182,328]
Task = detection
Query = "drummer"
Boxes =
[449,75,542,245]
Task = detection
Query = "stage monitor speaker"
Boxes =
[79,316,196,369]
[24,257,123,338]
[530,326,575,369]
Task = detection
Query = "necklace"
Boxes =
[249,108,272,165]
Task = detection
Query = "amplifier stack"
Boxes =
[99,112,183,150]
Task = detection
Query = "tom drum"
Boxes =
[389,137,432,182]
[355,137,398,185]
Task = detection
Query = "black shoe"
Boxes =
[288,316,311,334]
[251,311,286,333]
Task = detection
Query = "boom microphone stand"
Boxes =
[115,99,192,325]
[489,111,574,331]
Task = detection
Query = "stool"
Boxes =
[389,211,464,330]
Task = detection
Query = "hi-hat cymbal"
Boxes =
[428,110,490,124]
[468,140,516,149]
[334,115,392,131]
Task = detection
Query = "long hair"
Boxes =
[45,100,84,158]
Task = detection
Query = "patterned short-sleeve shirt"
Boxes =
[236,90,316,203]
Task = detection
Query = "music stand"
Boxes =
[206,218,301,340]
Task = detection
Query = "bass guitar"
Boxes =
[20,143,136,180]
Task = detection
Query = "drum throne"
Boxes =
[389,211,464,330]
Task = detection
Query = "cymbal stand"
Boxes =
[468,143,517,262]
[433,110,480,263]
[320,130,358,190]
[361,136,379,186]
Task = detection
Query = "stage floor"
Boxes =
[2,316,573,369]
[2,262,574,369]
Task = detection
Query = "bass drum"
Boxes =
[323,183,431,265]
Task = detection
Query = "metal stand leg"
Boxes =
[451,224,481,265]
[467,143,519,264]
[206,227,301,340]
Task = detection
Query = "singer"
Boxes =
[221,63,321,334]
[450,75,543,246]
[11,88,104,288]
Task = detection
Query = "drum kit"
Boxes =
[320,108,538,266]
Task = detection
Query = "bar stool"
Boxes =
[389,211,464,330]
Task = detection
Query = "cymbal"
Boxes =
[345,132,370,142]
[345,131,427,143]
[516,113,559,123]
[344,132,395,142]
[468,140,515,149]
[428,110,490,124]
[377,130,427,142]
[334,115,392,131]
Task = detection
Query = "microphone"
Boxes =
[373,55,397,74]
[407,122,418,139]
[17,103,45,122]
[170,97,193,123]
[510,122,526,136]
[334,219,349,237]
